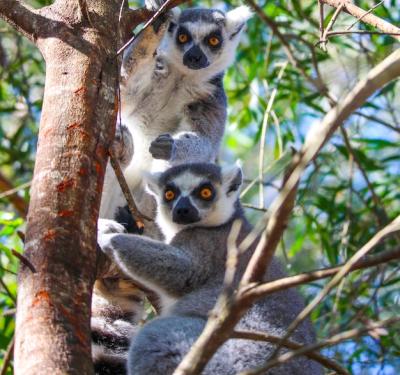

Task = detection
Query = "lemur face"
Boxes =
[163,7,252,75]
[146,163,242,228]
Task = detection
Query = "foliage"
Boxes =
[1,0,399,374]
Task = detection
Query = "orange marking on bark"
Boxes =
[43,229,56,241]
[78,167,88,176]
[94,161,103,175]
[58,210,74,217]
[56,178,75,192]
[59,304,89,349]
[95,144,107,158]
[67,122,81,130]
[32,290,52,308]
[74,87,86,95]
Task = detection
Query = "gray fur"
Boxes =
[98,163,323,375]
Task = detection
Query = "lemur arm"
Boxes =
[98,233,196,296]
[150,82,227,163]
[120,22,167,87]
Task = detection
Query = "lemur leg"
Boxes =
[127,316,206,375]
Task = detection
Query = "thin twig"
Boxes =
[327,30,400,37]
[320,1,345,50]
[108,150,152,228]
[0,277,15,303]
[117,0,174,55]
[318,0,325,41]
[242,203,268,212]
[241,318,399,374]
[268,216,400,361]
[11,249,36,273]
[346,0,384,30]
[258,62,288,208]
[0,336,15,375]
[241,246,400,299]
[232,330,350,375]
[320,0,400,41]
[0,181,31,200]
[340,126,389,227]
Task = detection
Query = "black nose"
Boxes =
[183,45,209,70]
[173,197,200,224]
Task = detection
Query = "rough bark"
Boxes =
[12,1,129,373]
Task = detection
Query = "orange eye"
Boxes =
[199,187,213,200]
[165,190,175,201]
[178,34,189,43]
[208,37,220,46]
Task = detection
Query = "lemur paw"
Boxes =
[98,218,127,236]
[110,124,134,169]
[149,134,175,160]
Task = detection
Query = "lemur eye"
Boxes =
[208,37,220,46]
[199,187,213,200]
[178,33,189,43]
[164,190,175,201]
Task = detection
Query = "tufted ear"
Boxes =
[168,8,181,33]
[221,163,243,196]
[225,6,253,39]
[142,171,162,197]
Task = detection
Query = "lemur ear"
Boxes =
[225,6,253,39]
[168,8,181,33]
[143,171,162,197]
[222,163,243,196]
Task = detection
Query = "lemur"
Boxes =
[100,4,253,235]
[92,4,252,374]
[98,163,323,375]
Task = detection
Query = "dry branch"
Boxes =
[242,246,400,299]
[268,216,400,361]
[0,172,28,218]
[232,330,349,375]
[244,317,400,374]
[0,336,15,375]
[320,0,400,40]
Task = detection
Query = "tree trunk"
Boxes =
[13,1,128,373]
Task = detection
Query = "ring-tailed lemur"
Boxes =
[100,4,253,234]
[98,163,323,375]
[93,4,252,374]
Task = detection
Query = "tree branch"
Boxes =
[232,330,350,375]
[0,0,42,43]
[320,0,400,40]
[268,216,400,361]
[0,172,29,218]
[242,246,400,300]
[242,317,400,375]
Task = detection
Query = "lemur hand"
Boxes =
[97,219,126,255]
[110,124,134,169]
[149,134,175,160]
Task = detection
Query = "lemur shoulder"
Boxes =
[98,163,323,375]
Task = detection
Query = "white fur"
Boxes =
[150,166,243,241]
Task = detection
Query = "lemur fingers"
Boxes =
[149,133,175,160]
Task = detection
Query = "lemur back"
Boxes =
[98,163,323,374]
